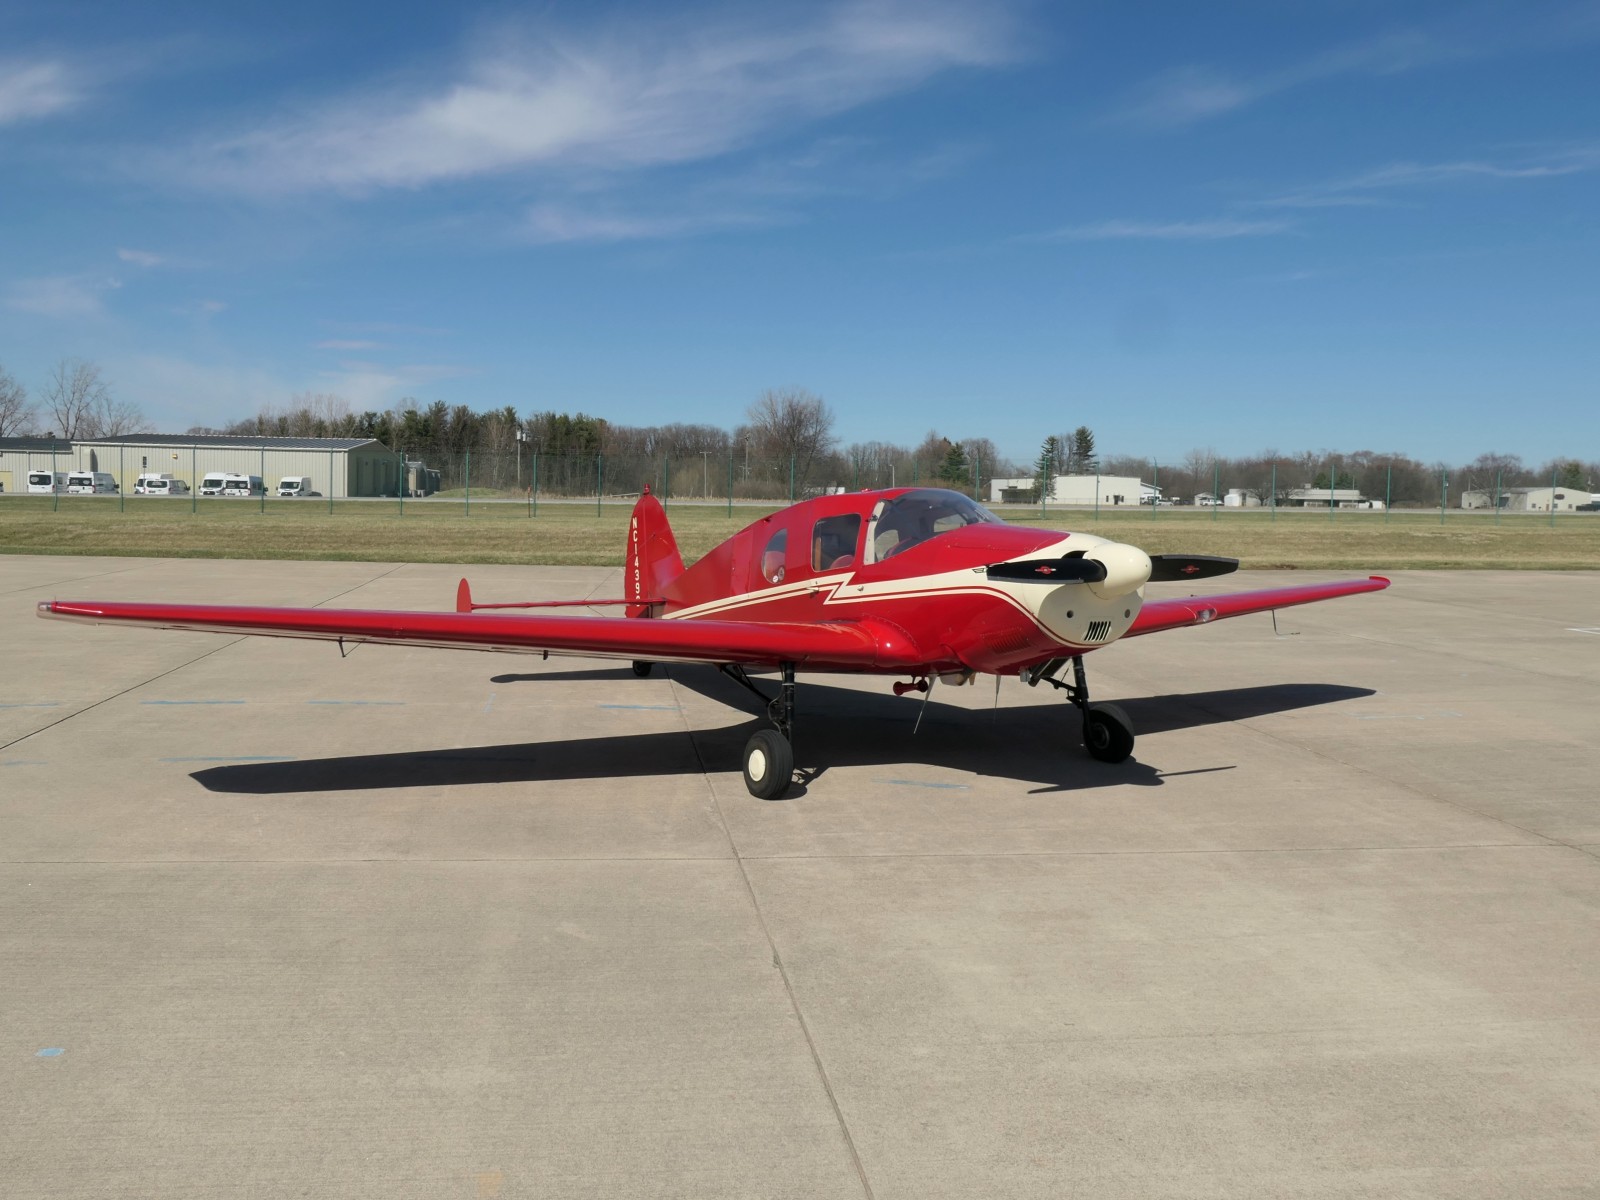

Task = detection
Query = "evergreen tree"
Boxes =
[937,441,969,485]
[1034,435,1062,501]
[1070,425,1097,473]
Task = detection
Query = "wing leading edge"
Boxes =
[1124,576,1390,638]
[37,599,918,670]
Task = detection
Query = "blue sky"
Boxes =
[2,0,1597,466]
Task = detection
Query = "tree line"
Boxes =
[3,357,1592,503]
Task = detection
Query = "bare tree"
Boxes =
[38,358,142,438]
[43,358,107,438]
[0,364,35,436]
[94,395,145,437]
[746,387,836,492]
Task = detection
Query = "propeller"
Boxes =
[1146,554,1238,582]
[986,555,1107,584]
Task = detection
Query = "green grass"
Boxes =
[2,495,1597,570]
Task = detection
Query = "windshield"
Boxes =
[869,488,1002,561]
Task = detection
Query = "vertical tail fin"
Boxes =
[625,487,683,618]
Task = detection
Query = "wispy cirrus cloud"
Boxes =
[0,59,84,125]
[1110,29,1465,129]
[165,1,1019,196]
[1039,217,1292,242]
[1252,144,1600,208]
[117,248,164,267]
[315,339,384,351]
[1108,6,1600,131]
[4,273,121,317]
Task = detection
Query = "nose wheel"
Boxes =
[1022,655,1136,763]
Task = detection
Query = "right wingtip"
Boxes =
[36,601,56,619]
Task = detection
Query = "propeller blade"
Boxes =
[987,556,1107,584]
[1147,554,1239,582]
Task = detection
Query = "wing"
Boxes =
[1124,575,1390,637]
[37,599,899,669]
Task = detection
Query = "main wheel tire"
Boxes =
[743,729,795,800]
[631,660,653,678]
[1083,701,1135,763]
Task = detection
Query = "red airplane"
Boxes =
[38,487,1388,798]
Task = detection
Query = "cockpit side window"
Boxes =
[811,514,861,571]
[760,528,788,584]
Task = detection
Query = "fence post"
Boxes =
[260,445,266,515]
[464,451,471,515]
[788,455,795,503]
[1385,463,1391,523]
[1440,469,1447,525]
[727,450,733,518]
[119,444,125,512]
[1270,463,1276,522]
[530,452,537,517]
[1094,471,1100,523]
[1494,469,1501,525]
[1550,464,1558,528]
[193,444,198,515]
[328,449,334,514]
[596,454,603,517]
[974,455,982,503]
[1213,463,1219,522]
[52,439,59,512]
[1328,461,1334,522]
[398,451,404,517]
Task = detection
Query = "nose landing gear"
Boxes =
[1022,655,1136,763]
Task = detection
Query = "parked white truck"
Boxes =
[276,475,320,497]
[200,473,265,496]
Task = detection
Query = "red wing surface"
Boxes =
[38,600,896,669]
[1125,576,1390,637]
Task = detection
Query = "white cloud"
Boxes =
[4,273,121,317]
[1041,218,1291,241]
[168,1,1018,194]
[0,59,82,125]
[315,339,384,351]
[117,248,165,267]
[524,204,783,244]
[1253,145,1600,208]
[1107,15,1568,130]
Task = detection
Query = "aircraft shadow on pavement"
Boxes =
[192,665,1372,797]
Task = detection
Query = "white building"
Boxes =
[988,474,1143,506]
[1461,486,1592,512]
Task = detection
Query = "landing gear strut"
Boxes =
[1022,655,1135,763]
[721,663,797,799]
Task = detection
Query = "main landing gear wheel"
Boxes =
[743,729,794,800]
[631,660,653,678]
[1083,702,1134,763]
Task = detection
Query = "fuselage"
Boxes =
[659,488,1148,676]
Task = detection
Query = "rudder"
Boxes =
[625,487,683,618]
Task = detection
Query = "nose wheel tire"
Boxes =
[1083,702,1135,763]
[631,661,654,677]
[743,729,795,800]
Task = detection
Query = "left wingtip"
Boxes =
[36,601,56,619]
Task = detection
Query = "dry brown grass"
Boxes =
[1,495,1597,570]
